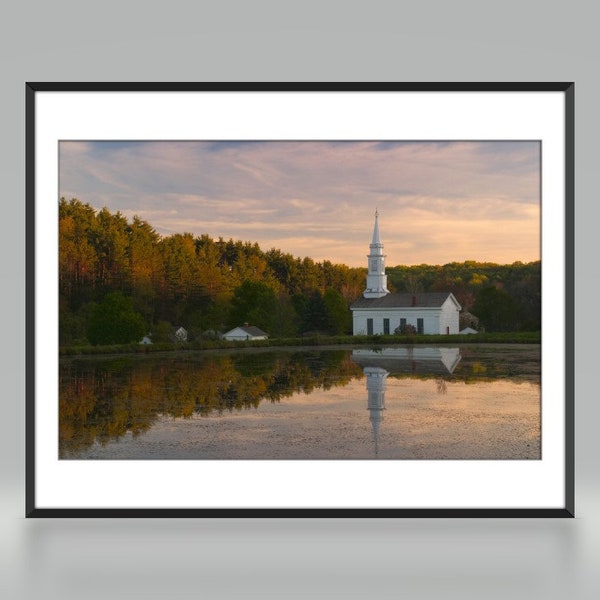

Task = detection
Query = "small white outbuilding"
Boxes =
[459,327,479,335]
[223,325,269,341]
[169,326,188,342]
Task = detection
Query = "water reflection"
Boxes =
[352,348,461,457]
[59,350,362,457]
[364,367,387,457]
[352,347,461,375]
[60,345,540,459]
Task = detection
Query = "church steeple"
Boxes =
[363,210,390,298]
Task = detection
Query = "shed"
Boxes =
[223,325,269,341]
[169,326,188,343]
[459,327,479,335]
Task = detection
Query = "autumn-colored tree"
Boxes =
[59,198,99,308]
[128,216,162,323]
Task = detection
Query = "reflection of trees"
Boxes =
[59,358,162,455]
[59,351,361,457]
[450,346,541,384]
[60,346,540,457]
[375,347,540,385]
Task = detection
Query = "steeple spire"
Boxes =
[363,210,390,298]
[371,209,382,246]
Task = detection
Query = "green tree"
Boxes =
[150,320,174,343]
[87,292,146,345]
[301,290,330,333]
[229,280,278,333]
[323,288,351,335]
[472,286,518,332]
[271,292,301,338]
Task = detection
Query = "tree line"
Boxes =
[59,198,541,345]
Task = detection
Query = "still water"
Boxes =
[60,345,540,460]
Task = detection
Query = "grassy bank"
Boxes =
[59,331,541,357]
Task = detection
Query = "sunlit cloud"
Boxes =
[59,140,540,266]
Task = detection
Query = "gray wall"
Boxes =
[1,2,597,599]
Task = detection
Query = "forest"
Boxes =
[59,198,541,346]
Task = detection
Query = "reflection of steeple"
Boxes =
[353,348,462,458]
[364,366,388,458]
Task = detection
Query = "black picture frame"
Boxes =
[26,82,574,517]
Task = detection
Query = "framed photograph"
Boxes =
[26,83,574,517]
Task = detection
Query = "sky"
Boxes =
[59,140,541,267]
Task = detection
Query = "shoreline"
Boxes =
[59,337,541,361]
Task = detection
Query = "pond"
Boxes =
[59,344,541,460]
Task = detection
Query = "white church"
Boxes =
[350,211,461,336]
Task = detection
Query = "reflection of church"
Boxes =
[352,347,461,457]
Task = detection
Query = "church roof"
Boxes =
[351,292,458,309]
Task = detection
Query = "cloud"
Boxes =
[59,140,540,266]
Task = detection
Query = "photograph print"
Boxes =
[58,139,542,461]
